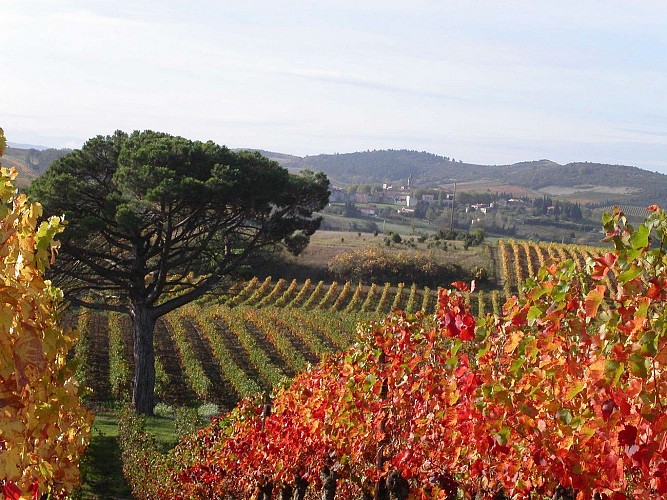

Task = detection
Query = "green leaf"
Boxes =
[527,306,542,323]
[605,360,625,385]
[557,408,573,425]
[509,356,526,375]
[616,265,643,284]
[639,331,657,357]
[496,426,511,446]
[629,353,649,379]
[445,353,458,371]
[565,381,585,401]
[630,224,650,250]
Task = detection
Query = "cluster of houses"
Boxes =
[465,198,531,214]
[329,178,533,220]
[329,180,453,216]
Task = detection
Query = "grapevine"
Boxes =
[243,276,273,306]
[375,282,392,314]
[182,304,261,397]
[288,278,311,308]
[390,282,405,311]
[244,308,308,373]
[0,163,92,498]
[331,280,352,311]
[108,312,132,399]
[163,313,212,400]
[477,290,486,318]
[257,278,286,307]
[522,241,536,278]
[361,282,378,312]
[226,277,258,307]
[274,278,298,308]
[212,307,287,388]
[420,286,431,313]
[404,283,418,314]
[344,282,365,313]
[302,280,325,309]
[317,281,339,309]
[498,239,512,296]
[150,208,667,498]
[491,289,501,316]
[510,239,525,296]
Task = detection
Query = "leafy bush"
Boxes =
[129,207,667,498]
[328,247,465,287]
[175,407,199,438]
[0,134,92,498]
[117,407,172,499]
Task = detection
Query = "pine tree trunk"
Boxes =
[131,302,156,415]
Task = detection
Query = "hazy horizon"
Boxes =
[4,1,667,173]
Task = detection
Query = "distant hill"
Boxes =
[7,141,49,151]
[5,144,666,207]
[234,148,302,169]
[2,146,71,185]
[292,150,482,185]
[272,150,667,207]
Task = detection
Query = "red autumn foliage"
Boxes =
[125,208,667,499]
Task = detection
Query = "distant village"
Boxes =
[329,175,452,216]
[325,175,592,243]
[328,175,533,220]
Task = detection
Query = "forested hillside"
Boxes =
[283,150,667,206]
[293,149,481,184]
[13,144,667,207]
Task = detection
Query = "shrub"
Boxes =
[328,248,466,287]
[0,137,92,498]
[137,208,667,498]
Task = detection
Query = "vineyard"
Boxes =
[110,208,667,499]
[74,303,366,411]
[74,280,464,411]
[73,238,608,410]
[5,121,666,498]
[496,239,602,296]
[66,237,620,497]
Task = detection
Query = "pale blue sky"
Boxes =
[3,1,667,172]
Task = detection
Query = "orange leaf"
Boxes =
[656,338,667,365]
[584,285,606,317]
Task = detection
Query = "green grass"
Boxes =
[78,412,178,499]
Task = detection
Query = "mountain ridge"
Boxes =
[4,144,666,206]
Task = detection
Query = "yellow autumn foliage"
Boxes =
[0,128,92,499]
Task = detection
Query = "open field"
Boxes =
[269,228,494,283]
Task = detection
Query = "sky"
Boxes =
[3,1,667,172]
